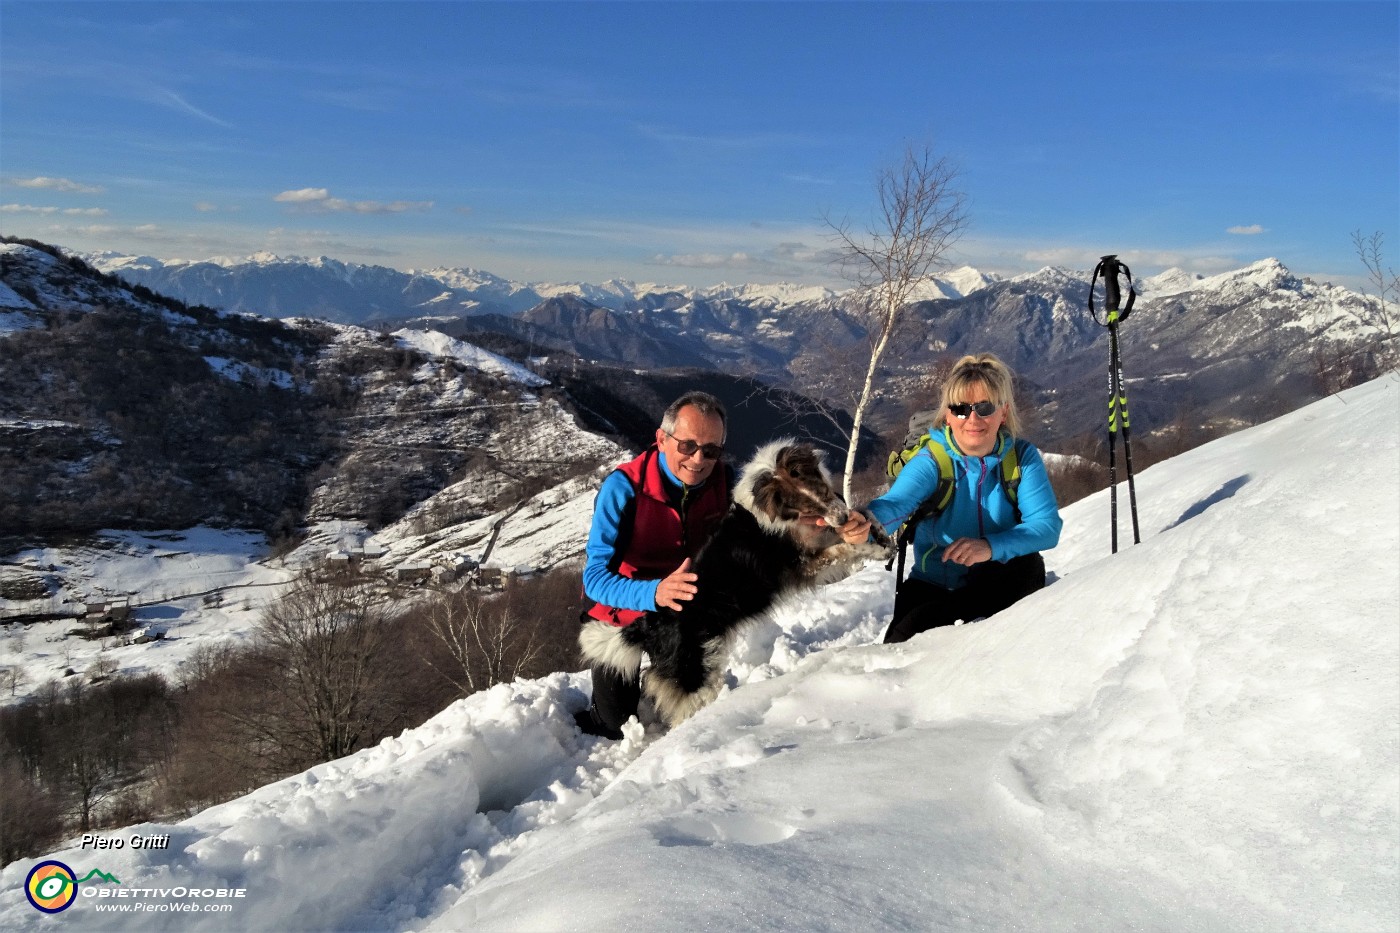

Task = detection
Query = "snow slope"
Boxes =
[392,328,548,387]
[2,375,1396,932]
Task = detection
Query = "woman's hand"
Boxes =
[820,511,873,545]
[942,537,992,566]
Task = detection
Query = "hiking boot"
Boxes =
[573,708,623,740]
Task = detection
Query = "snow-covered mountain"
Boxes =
[909,257,1393,441]
[76,245,1390,448]
[2,374,1394,931]
[77,250,992,323]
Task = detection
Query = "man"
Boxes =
[575,391,732,738]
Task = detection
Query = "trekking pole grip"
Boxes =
[1100,254,1121,314]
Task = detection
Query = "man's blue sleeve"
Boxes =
[582,470,661,613]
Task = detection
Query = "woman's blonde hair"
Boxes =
[935,353,1021,437]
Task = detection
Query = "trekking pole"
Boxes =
[1089,255,1141,552]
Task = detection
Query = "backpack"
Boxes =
[885,428,1024,586]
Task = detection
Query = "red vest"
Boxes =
[586,446,730,626]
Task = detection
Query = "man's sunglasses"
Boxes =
[665,431,725,460]
[948,401,1000,420]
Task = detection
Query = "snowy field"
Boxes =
[0,528,290,696]
[1,374,1396,931]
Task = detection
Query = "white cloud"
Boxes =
[274,187,432,214]
[74,223,164,239]
[770,241,832,264]
[6,176,104,194]
[1,204,107,216]
[1227,224,1267,235]
[992,242,1240,277]
[274,187,332,203]
[154,88,234,129]
[650,251,753,269]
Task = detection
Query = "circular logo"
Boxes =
[25,860,78,913]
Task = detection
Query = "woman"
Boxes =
[844,353,1063,643]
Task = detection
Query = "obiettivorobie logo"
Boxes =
[24,860,121,913]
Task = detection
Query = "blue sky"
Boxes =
[2,1,1396,288]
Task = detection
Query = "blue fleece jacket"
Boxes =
[866,429,1063,590]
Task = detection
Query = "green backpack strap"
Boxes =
[886,437,955,575]
[1000,436,1024,517]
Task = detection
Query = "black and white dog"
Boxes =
[579,439,893,728]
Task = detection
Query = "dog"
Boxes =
[579,439,893,729]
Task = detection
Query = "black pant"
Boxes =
[578,662,641,738]
[883,553,1046,644]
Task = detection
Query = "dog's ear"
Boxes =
[781,444,842,498]
[749,469,790,521]
[775,444,818,479]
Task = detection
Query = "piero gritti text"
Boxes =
[80,832,171,850]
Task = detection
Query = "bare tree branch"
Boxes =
[255,574,392,763]
[417,582,551,698]
[1351,230,1399,341]
[824,143,969,500]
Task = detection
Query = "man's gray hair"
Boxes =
[660,391,727,437]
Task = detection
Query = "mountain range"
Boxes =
[79,249,864,320]
[81,248,1392,447]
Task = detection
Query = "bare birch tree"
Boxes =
[1351,230,1398,345]
[419,586,547,697]
[825,143,969,501]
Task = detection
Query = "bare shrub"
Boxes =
[160,646,269,812]
[0,750,63,866]
[410,566,583,699]
[242,574,400,765]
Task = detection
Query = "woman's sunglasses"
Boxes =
[665,431,725,460]
[948,401,1000,420]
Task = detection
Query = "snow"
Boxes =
[0,280,37,311]
[1137,266,1201,297]
[0,242,61,266]
[0,307,38,334]
[0,530,293,692]
[393,328,549,387]
[2,375,1397,931]
[701,281,839,307]
[904,265,998,302]
[375,473,606,573]
[77,250,1009,317]
[202,356,297,390]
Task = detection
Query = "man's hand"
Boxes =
[942,537,992,566]
[655,557,698,611]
